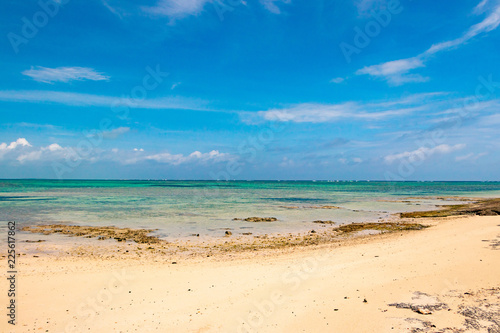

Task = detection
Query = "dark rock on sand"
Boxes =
[313,220,336,224]
[234,217,278,222]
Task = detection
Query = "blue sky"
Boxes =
[1,0,499,180]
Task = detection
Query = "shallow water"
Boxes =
[1,180,500,240]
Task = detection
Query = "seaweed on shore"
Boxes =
[400,198,500,218]
[21,224,163,244]
[336,222,428,233]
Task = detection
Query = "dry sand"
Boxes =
[1,215,499,332]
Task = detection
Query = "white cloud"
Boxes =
[477,112,500,125]
[108,0,286,21]
[22,66,110,84]
[279,156,294,167]
[101,127,130,139]
[144,150,232,165]
[142,0,210,19]
[425,5,500,55]
[0,138,32,159]
[455,152,487,161]
[474,0,490,14]
[17,143,75,164]
[354,0,386,16]
[7,138,32,149]
[1,138,233,167]
[253,92,444,123]
[0,90,209,111]
[260,0,291,14]
[356,58,427,85]
[384,144,465,164]
[356,3,500,84]
[47,143,63,151]
[330,77,345,84]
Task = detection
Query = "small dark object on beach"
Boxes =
[172,262,177,264]
[25,240,45,243]
[236,217,278,222]
[225,231,232,236]
[310,230,317,234]
[363,299,368,303]
[313,220,336,224]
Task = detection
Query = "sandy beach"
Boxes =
[2,213,499,333]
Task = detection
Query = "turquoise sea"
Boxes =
[1,180,500,239]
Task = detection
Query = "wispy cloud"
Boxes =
[140,150,233,165]
[142,0,210,19]
[22,66,110,84]
[260,0,291,14]
[101,127,130,139]
[251,93,446,123]
[113,0,289,21]
[474,0,490,15]
[16,122,59,130]
[0,90,210,111]
[384,144,465,164]
[356,58,428,85]
[330,77,345,84]
[356,2,500,84]
[354,0,386,16]
[455,152,487,161]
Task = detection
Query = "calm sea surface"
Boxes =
[1,180,500,239]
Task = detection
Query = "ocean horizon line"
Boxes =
[1,179,500,182]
